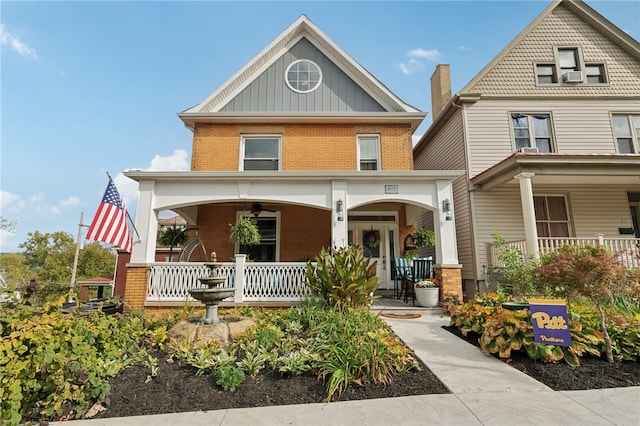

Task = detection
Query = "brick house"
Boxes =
[413,0,640,297]
[122,15,463,312]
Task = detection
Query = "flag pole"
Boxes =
[69,211,85,303]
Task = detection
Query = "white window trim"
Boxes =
[509,112,555,153]
[610,113,640,154]
[285,59,323,94]
[239,135,282,171]
[356,134,381,171]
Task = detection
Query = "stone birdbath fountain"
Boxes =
[189,252,236,324]
[169,252,253,350]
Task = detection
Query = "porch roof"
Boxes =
[470,153,640,191]
[124,170,465,183]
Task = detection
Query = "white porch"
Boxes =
[123,170,465,310]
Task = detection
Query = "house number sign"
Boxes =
[385,185,399,194]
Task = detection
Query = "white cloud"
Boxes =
[116,149,190,208]
[408,48,441,61]
[27,193,82,215]
[412,134,423,147]
[0,24,37,59]
[148,149,189,171]
[1,191,24,215]
[457,46,471,51]
[398,48,441,75]
[0,229,16,251]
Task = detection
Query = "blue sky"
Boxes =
[1,0,639,253]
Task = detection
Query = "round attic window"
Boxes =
[285,59,322,93]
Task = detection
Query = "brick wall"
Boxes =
[435,266,463,302]
[191,123,414,171]
[123,265,150,312]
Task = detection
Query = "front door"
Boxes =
[348,224,395,290]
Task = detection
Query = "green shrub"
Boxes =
[490,231,539,298]
[534,244,637,362]
[0,297,148,424]
[216,365,245,392]
[304,245,379,312]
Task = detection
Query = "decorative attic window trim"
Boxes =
[535,46,607,86]
[285,59,322,93]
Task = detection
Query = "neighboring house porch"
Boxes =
[472,153,640,276]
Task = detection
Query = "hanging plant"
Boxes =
[229,216,261,246]
[404,227,435,251]
[363,230,381,249]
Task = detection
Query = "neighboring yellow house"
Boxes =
[414,0,640,298]
[123,15,463,312]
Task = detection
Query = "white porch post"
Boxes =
[435,180,459,265]
[331,180,348,248]
[131,180,158,263]
[515,172,540,260]
[234,254,246,303]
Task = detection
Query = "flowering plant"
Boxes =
[415,280,438,288]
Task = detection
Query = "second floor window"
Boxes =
[357,135,380,171]
[534,195,571,238]
[612,114,640,154]
[242,136,280,171]
[511,113,553,152]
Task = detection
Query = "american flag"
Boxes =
[86,178,133,253]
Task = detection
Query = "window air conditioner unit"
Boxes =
[563,71,583,83]
[518,147,539,153]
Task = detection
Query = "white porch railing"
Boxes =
[487,236,640,270]
[147,256,311,303]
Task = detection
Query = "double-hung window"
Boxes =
[534,195,571,237]
[357,135,380,171]
[612,114,640,154]
[241,136,281,171]
[510,113,553,152]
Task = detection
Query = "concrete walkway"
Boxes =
[53,313,640,426]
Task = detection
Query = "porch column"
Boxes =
[331,180,348,248]
[130,180,158,263]
[435,180,458,265]
[515,172,539,260]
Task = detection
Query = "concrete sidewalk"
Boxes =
[53,314,640,426]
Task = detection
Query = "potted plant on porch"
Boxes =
[414,280,440,307]
[229,216,261,254]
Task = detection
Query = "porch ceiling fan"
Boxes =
[251,202,277,217]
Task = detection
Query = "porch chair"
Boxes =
[403,257,434,305]
[394,257,412,301]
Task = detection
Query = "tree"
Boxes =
[0,252,30,289]
[77,242,116,280]
[534,245,636,363]
[0,216,16,233]
[18,231,115,285]
[158,223,187,246]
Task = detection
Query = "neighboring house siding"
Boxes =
[465,99,639,176]
[191,123,414,171]
[414,111,475,281]
[472,185,633,277]
[467,4,640,97]
[221,38,386,113]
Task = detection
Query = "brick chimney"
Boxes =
[430,64,451,121]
